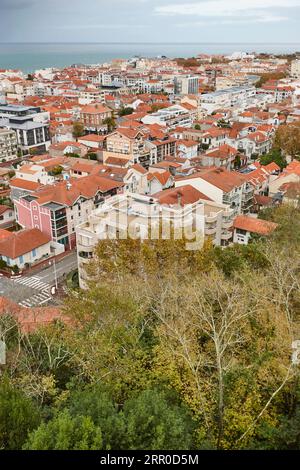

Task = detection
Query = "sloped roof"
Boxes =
[153,184,212,206]
[233,215,277,235]
[0,228,51,259]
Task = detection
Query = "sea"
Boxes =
[1,43,300,73]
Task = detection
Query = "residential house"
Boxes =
[0,228,51,269]
[0,205,14,228]
[233,215,277,244]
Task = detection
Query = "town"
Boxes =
[1,52,300,314]
[1,49,300,452]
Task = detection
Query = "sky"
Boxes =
[1,0,300,44]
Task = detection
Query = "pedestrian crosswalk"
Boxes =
[14,275,53,308]
[13,276,51,293]
[19,290,52,308]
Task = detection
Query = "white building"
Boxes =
[291,60,300,79]
[0,128,18,162]
[141,105,193,128]
[200,86,256,114]
[76,193,205,288]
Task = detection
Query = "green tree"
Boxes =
[259,148,287,170]
[72,121,85,140]
[67,386,126,449]
[122,389,195,450]
[119,107,134,117]
[0,378,41,450]
[103,116,116,132]
[194,124,201,130]
[24,411,103,450]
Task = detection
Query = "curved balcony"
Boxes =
[206,213,218,223]
[222,220,233,229]
[205,225,217,235]
[221,230,233,241]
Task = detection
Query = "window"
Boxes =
[19,255,24,264]
[32,248,37,257]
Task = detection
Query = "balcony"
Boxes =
[205,225,217,236]
[206,213,218,223]
[243,185,253,194]
[221,230,233,241]
[242,193,253,203]
[222,220,233,229]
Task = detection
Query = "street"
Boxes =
[0,253,78,308]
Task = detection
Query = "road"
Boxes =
[0,252,78,308]
[30,252,78,285]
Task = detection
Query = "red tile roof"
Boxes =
[0,205,11,216]
[233,216,277,236]
[0,296,70,333]
[153,184,212,206]
[0,228,51,259]
[10,178,43,191]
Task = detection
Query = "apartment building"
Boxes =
[0,128,18,162]
[291,59,300,79]
[141,105,193,129]
[0,104,49,123]
[200,86,256,114]
[201,145,241,170]
[174,75,199,95]
[103,128,151,167]
[175,167,254,216]
[76,192,205,288]
[14,175,124,250]
[0,104,51,155]
[153,184,235,247]
[80,104,112,133]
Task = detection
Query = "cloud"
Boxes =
[155,0,300,24]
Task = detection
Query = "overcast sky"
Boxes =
[1,0,300,43]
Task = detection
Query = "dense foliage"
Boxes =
[1,204,300,450]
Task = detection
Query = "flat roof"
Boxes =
[0,105,38,112]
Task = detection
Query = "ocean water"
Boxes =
[1,43,300,73]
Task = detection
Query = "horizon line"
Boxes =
[1,41,300,46]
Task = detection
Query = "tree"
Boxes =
[87,152,98,161]
[49,165,63,176]
[24,411,103,450]
[274,122,300,159]
[122,389,195,450]
[194,124,201,130]
[103,116,116,132]
[67,386,126,449]
[118,107,134,117]
[72,122,85,140]
[64,152,81,158]
[255,72,287,88]
[259,148,287,170]
[0,377,41,450]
